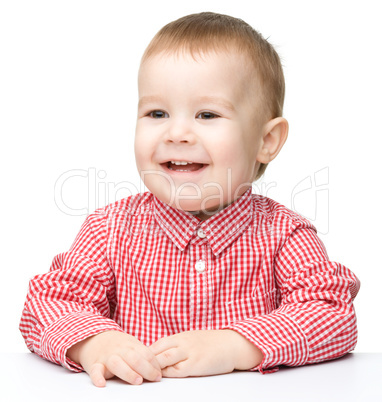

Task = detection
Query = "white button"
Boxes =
[195,260,206,273]
[197,228,206,239]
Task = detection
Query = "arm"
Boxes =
[20,209,161,385]
[225,225,360,373]
[19,210,123,371]
[150,222,359,377]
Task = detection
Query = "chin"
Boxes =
[148,182,232,214]
[170,198,204,213]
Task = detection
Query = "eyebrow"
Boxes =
[197,96,236,112]
[138,95,166,110]
[138,95,236,112]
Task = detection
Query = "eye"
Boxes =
[148,110,169,119]
[196,111,218,119]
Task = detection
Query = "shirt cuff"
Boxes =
[225,312,309,374]
[39,312,124,371]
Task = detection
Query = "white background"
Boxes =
[1,0,381,354]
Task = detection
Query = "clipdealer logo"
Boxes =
[54,167,330,235]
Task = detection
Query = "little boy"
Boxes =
[20,12,360,387]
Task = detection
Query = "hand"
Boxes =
[66,330,162,387]
[149,330,263,378]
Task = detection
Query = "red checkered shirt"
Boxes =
[20,190,360,373]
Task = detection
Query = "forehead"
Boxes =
[137,51,264,120]
[140,46,255,72]
[138,50,259,95]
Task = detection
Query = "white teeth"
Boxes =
[170,161,193,165]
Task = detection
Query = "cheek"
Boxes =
[134,141,144,171]
[221,145,259,186]
[134,130,154,168]
[211,140,253,169]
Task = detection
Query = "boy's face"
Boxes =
[135,50,267,217]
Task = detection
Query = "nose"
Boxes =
[165,118,196,145]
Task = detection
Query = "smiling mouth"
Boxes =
[162,161,206,172]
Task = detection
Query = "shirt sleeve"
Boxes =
[19,209,124,372]
[225,219,360,374]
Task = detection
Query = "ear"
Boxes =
[256,117,289,164]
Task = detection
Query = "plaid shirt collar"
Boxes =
[152,188,253,256]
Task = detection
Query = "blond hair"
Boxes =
[141,12,285,180]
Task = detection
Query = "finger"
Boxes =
[123,350,162,382]
[140,346,162,373]
[156,347,187,369]
[148,353,162,373]
[88,362,107,387]
[124,334,162,373]
[161,361,188,378]
[150,335,177,355]
[105,354,144,385]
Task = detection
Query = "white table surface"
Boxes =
[1,352,381,402]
